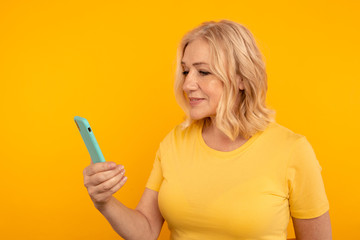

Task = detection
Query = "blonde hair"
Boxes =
[174,20,276,140]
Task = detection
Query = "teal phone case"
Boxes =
[74,116,106,163]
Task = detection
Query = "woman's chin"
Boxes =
[189,112,208,121]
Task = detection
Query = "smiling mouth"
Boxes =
[189,98,205,102]
[189,98,205,106]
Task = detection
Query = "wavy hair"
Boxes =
[174,20,276,140]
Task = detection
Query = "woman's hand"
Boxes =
[83,161,127,209]
[83,162,163,240]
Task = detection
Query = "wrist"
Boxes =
[94,196,116,212]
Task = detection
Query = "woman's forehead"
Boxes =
[182,39,211,66]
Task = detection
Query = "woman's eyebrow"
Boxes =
[181,61,209,66]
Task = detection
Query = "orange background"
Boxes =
[0,0,359,239]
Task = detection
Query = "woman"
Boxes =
[83,20,332,239]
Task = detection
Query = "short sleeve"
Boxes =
[287,136,330,219]
[145,148,164,192]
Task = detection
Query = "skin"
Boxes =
[181,38,225,120]
[292,211,332,240]
[83,38,332,239]
[83,162,163,240]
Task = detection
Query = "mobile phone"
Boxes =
[74,116,106,163]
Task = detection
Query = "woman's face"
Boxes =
[181,38,224,120]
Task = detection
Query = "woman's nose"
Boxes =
[182,71,198,92]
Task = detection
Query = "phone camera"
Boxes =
[88,127,92,132]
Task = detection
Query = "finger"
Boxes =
[108,175,128,195]
[91,165,125,185]
[84,162,118,176]
[92,176,128,204]
[95,168,126,194]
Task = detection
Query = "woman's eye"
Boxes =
[182,71,189,76]
[199,71,211,76]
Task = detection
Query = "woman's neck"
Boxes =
[202,118,249,151]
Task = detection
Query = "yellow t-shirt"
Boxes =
[146,121,329,240]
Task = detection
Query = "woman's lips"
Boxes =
[189,97,205,106]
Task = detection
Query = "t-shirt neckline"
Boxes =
[197,121,264,158]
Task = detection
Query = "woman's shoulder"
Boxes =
[264,121,306,144]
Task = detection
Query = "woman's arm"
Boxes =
[292,211,332,240]
[83,162,164,240]
[98,189,164,240]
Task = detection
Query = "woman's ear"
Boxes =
[238,75,245,91]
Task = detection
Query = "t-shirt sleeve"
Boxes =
[145,148,164,192]
[287,136,330,219]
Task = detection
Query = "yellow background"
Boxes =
[0,0,359,239]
